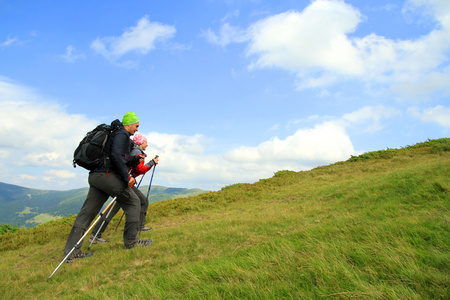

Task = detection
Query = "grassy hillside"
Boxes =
[0,183,208,228]
[0,138,449,299]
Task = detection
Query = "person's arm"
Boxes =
[110,131,133,183]
[133,161,150,177]
[132,156,158,178]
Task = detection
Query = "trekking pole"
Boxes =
[87,200,117,250]
[48,194,120,279]
[146,164,156,200]
[137,173,145,188]
[137,165,157,234]
[114,210,125,231]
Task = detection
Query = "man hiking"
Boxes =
[89,133,158,243]
[63,112,152,261]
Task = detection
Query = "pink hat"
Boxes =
[133,133,147,145]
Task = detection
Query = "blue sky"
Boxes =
[0,0,449,191]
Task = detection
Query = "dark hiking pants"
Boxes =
[134,186,149,230]
[91,185,149,238]
[63,172,141,254]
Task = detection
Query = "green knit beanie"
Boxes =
[122,112,139,126]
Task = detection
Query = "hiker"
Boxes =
[63,112,152,261]
[130,133,158,231]
[89,133,158,243]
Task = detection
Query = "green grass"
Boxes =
[0,138,449,299]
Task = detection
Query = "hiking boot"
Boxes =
[140,226,152,232]
[65,251,93,263]
[89,235,108,244]
[126,239,152,250]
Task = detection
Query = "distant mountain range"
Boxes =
[0,182,208,228]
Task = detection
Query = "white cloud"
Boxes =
[1,36,19,47]
[404,0,450,26]
[380,4,397,12]
[61,45,85,63]
[42,170,76,187]
[206,0,450,96]
[409,105,450,127]
[143,132,213,174]
[44,169,77,179]
[341,105,398,132]
[91,15,176,61]
[0,78,96,189]
[283,106,397,135]
[201,23,248,47]
[247,2,363,75]
[227,122,354,163]
[0,149,9,159]
[392,70,450,98]
[18,174,37,181]
[0,97,96,167]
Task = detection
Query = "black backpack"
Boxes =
[73,120,120,170]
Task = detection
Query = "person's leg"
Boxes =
[132,186,149,231]
[117,186,141,248]
[93,172,144,248]
[64,173,109,256]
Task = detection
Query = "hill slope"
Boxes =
[0,138,449,299]
[0,183,208,228]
